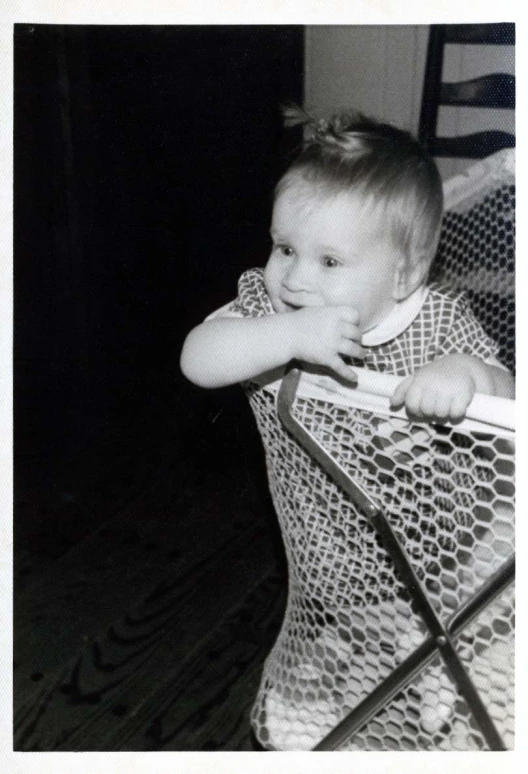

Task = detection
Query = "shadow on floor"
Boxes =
[14,363,287,751]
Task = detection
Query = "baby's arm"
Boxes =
[390,354,515,421]
[180,306,363,388]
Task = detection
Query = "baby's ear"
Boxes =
[392,257,427,301]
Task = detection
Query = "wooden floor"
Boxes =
[14,364,288,751]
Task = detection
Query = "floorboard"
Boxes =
[14,370,286,751]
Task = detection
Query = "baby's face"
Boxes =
[264,181,404,334]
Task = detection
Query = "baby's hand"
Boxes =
[287,305,364,383]
[390,356,479,422]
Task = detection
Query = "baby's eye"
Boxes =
[276,244,294,257]
[322,255,339,268]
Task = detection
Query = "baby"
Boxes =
[181,108,513,416]
[181,107,515,749]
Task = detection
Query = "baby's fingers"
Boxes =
[340,320,362,340]
[392,383,472,422]
[390,376,413,408]
[339,306,360,325]
[338,337,365,360]
[391,378,433,419]
[400,385,428,418]
[329,355,358,385]
[443,391,472,422]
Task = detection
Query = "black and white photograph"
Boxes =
[5,4,521,770]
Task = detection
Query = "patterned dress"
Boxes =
[209,267,500,375]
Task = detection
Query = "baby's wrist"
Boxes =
[282,311,310,362]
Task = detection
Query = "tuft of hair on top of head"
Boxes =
[281,103,414,154]
[277,103,445,285]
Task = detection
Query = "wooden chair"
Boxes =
[419,23,515,159]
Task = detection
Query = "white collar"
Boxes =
[361,285,429,346]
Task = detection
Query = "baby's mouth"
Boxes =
[282,301,302,312]
[280,295,305,312]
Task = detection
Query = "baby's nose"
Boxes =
[283,258,313,292]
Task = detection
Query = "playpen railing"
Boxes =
[268,364,515,751]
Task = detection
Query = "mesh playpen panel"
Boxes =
[247,373,514,751]
[432,149,515,373]
[246,150,515,751]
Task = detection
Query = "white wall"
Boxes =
[304,25,515,179]
[304,26,429,134]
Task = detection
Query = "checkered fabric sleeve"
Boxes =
[426,284,500,362]
[210,268,274,319]
[210,271,501,377]
[361,284,501,377]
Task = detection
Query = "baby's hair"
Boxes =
[276,104,444,282]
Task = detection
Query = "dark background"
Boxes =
[15,24,303,456]
[14,25,303,749]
